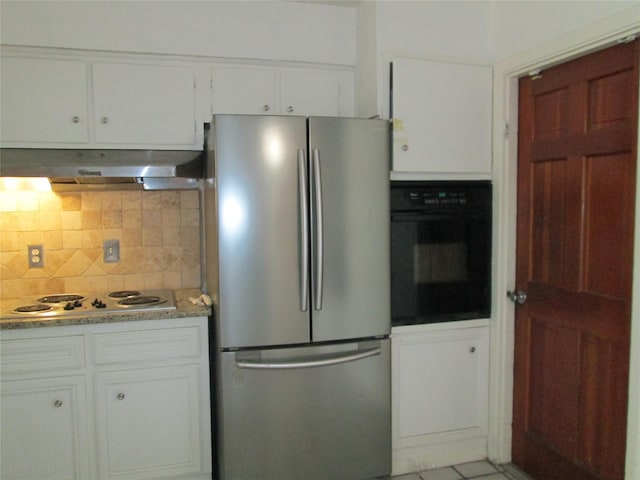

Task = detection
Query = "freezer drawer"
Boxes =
[217,339,391,480]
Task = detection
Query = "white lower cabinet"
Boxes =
[0,376,90,480]
[391,322,489,475]
[0,317,211,480]
[95,365,202,479]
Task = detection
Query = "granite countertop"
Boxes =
[0,289,212,330]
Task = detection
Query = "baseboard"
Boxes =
[392,436,488,475]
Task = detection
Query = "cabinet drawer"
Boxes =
[0,336,86,375]
[92,326,201,365]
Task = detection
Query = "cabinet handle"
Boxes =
[287,106,294,113]
[117,393,125,400]
[263,104,270,112]
[54,400,63,407]
[469,346,476,353]
[101,116,109,124]
[401,144,409,152]
[72,116,80,124]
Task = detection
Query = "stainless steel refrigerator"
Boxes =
[204,115,391,480]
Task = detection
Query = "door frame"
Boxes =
[489,7,640,478]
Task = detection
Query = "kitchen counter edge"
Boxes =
[0,289,212,330]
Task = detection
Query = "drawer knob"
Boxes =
[401,144,409,152]
[101,116,109,124]
[469,346,476,353]
[117,393,125,400]
[54,400,63,407]
[72,116,80,124]
[263,104,270,112]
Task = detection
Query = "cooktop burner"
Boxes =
[14,304,53,313]
[38,294,85,303]
[117,295,166,306]
[2,289,176,319]
[109,290,142,298]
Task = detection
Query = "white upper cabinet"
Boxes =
[211,65,278,114]
[1,55,200,149]
[92,62,197,146]
[279,70,341,116]
[391,57,492,175]
[1,57,89,144]
[211,64,351,117]
[1,51,352,149]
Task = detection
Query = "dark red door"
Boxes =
[512,40,639,480]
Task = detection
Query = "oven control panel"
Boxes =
[390,180,492,212]
[408,190,469,206]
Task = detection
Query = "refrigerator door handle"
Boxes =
[312,148,324,310]
[298,149,309,312]
[236,346,381,370]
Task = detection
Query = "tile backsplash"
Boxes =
[0,189,201,299]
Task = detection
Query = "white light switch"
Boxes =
[103,239,120,263]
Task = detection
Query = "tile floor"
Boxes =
[386,460,534,480]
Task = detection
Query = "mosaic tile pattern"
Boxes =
[0,189,201,299]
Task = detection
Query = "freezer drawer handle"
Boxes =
[312,148,324,310]
[298,149,309,312]
[236,347,381,370]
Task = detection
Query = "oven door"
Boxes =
[390,212,491,325]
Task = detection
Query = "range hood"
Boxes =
[0,148,203,190]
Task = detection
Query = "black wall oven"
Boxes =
[391,181,492,326]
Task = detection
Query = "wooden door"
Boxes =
[512,39,638,480]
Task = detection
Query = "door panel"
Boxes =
[585,153,635,298]
[513,40,638,480]
[308,117,390,342]
[212,115,310,348]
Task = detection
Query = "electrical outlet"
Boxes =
[28,244,44,268]
[103,239,120,263]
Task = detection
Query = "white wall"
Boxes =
[371,0,494,119]
[355,1,379,118]
[492,0,638,61]
[0,0,356,66]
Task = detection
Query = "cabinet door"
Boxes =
[280,69,341,116]
[392,58,492,174]
[393,327,489,441]
[211,65,277,114]
[93,62,196,146]
[0,376,90,480]
[95,365,202,479]
[1,57,89,144]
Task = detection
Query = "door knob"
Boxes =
[507,289,527,305]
